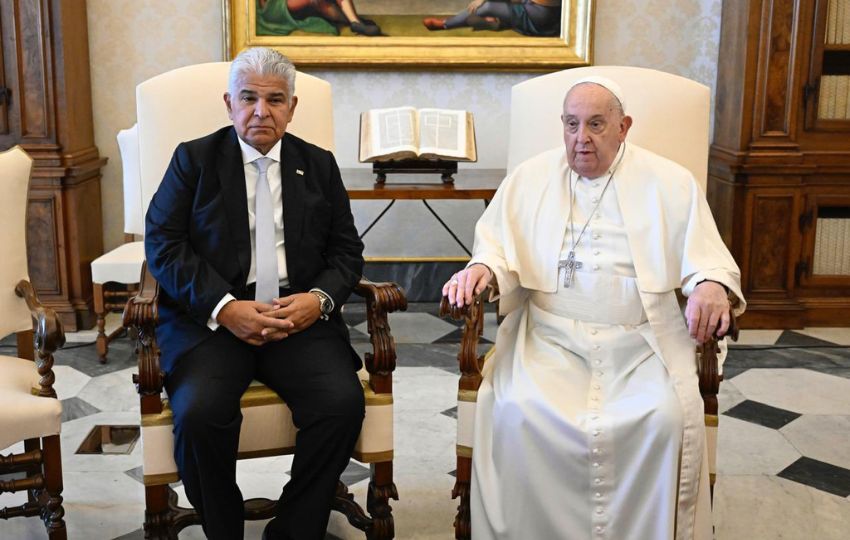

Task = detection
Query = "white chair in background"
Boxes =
[90,124,144,363]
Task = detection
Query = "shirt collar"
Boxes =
[236,136,282,166]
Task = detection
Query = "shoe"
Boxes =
[422,17,447,31]
[351,20,381,36]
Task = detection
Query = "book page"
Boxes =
[417,108,468,160]
[360,106,419,161]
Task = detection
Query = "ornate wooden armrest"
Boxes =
[123,262,163,396]
[439,293,487,392]
[15,279,65,398]
[353,278,407,394]
[697,296,740,414]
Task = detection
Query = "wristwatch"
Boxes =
[310,289,333,320]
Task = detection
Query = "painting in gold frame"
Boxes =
[224,0,594,70]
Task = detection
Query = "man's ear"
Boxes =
[288,95,298,121]
[223,92,233,119]
[619,115,633,141]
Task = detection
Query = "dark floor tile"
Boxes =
[776,330,837,347]
[448,469,456,477]
[724,346,850,376]
[432,327,494,345]
[124,466,145,485]
[441,406,457,419]
[778,456,850,497]
[723,399,801,429]
[338,460,370,486]
[54,337,137,377]
[61,396,101,422]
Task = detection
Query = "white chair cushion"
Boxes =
[91,241,146,284]
[140,375,393,485]
[0,355,62,448]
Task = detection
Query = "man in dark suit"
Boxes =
[145,47,365,540]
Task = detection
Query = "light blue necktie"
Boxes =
[253,157,278,303]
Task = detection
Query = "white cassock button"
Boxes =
[593,345,601,350]
[593,462,600,468]
[593,249,600,255]
[596,371,604,377]
[596,507,604,515]
[596,526,604,533]
[590,328,598,335]
[592,264,600,270]
[594,478,602,485]
[593,430,601,436]
[591,197,599,203]
[594,360,602,366]
[592,448,600,454]
[590,396,599,401]
[593,234,601,239]
[595,492,602,498]
[591,416,599,421]
[593,384,601,390]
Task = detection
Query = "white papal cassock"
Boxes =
[468,143,746,540]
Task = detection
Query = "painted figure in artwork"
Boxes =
[258,0,381,36]
[423,0,561,36]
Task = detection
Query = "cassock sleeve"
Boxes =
[679,176,746,316]
[468,177,522,307]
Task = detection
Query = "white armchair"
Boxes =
[0,146,67,539]
[122,62,404,539]
[442,66,734,539]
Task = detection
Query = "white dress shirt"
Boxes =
[208,137,288,329]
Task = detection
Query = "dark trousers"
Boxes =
[165,319,365,540]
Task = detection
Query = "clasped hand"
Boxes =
[217,293,322,346]
[685,281,732,344]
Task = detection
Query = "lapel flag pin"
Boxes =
[296,169,304,176]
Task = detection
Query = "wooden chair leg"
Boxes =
[42,435,66,540]
[144,484,174,539]
[366,461,397,540]
[93,282,108,363]
[452,456,472,540]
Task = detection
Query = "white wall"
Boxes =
[88,0,722,257]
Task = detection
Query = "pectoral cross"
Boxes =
[558,251,582,288]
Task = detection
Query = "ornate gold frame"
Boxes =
[223,0,594,70]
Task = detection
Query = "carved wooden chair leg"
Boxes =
[143,484,174,539]
[366,461,397,540]
[94,282,108,363]
[41,435,66,540]
[452,456,472,540]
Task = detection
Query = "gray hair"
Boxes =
[228,47,296,103]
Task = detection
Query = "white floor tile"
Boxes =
[717,416,800,475]
[797,327,850,345]
[732,329,783,345]
[732,368,850,414]
[781,415,850,470]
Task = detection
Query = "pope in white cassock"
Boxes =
[443,77,746,540]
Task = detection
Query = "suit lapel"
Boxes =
[280,134,305,261]
[218,128,252,281]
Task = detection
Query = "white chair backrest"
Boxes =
[0,146,35,337]
[136,61,334,222]
[117,124,144,237]
[507,66,710,188]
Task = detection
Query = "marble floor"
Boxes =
[2,304,850,539]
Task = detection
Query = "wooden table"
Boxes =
[343,168,505,256]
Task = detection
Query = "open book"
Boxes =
[359,107,477,163]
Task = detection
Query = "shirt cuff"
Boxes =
[682,271,733,297]
[208,293,236,331]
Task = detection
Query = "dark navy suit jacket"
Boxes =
[144,126,364,374]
